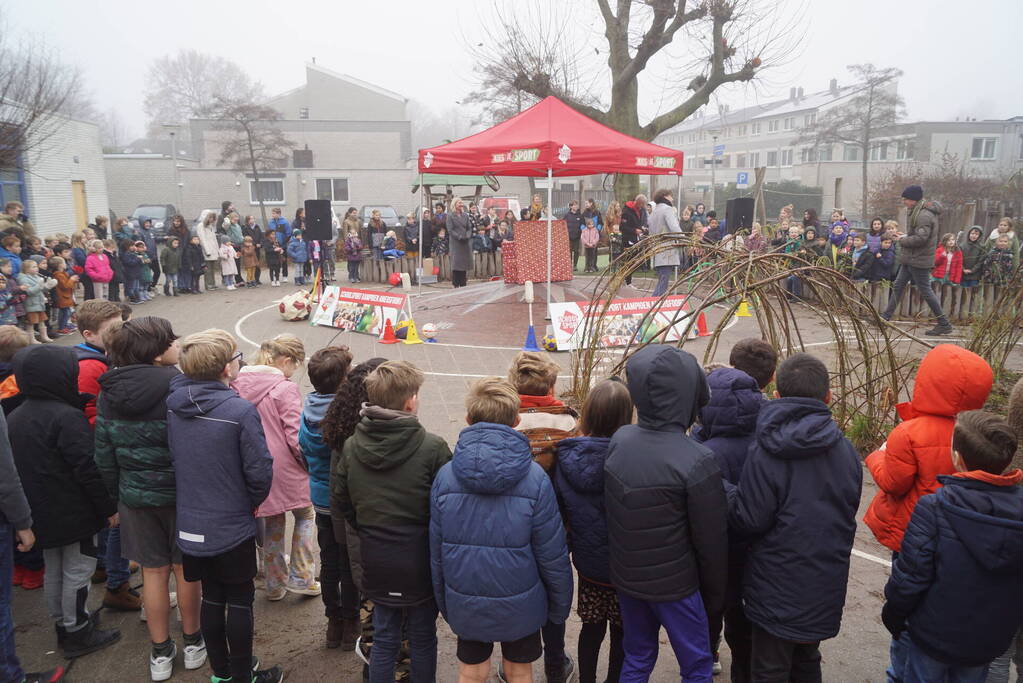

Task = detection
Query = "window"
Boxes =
[783,117,794,131]
[315,178,350,203]
[843,144,861,161]
[749,152,760,167]
[768,119,779,133]
[721,155,730,168]
[869,143,888,161]
[801,147,815,163]
[781,149,793,166]
[1019,135,1023,160]
[971,137,998,160]
[249,179,284,205]
[724,127,731,138]
[895,139,915,160]
[751,122,761,136]
[738,125,747,137]
[0,167,26,208]
[803,113,816,127]
[766,151,778,166]
[818,144,833,161]
[737,153,747,167]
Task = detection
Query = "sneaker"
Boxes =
[285,581,321,597]
[545,653,576,683]
[21,567,44,590]
[713,655,723,675]
[210,658,261,683]
[90,567,107,584]
[183,636,207,670]
[266,586,287,602]
[227,285,236,290]
[22,666,65,682]
[252,666,284,683]
[60,619,121,658]
[103,583,142,611]
[924,322,954,336]
[150,642,177,681]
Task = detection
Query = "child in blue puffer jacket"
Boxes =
[554,378,633,683]
[286,230,309,285]
[298,346,356,650]
[430,377,572,683]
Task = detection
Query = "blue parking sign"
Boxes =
[736,172,749,185]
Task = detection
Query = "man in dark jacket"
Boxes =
[881,185,951,335]
[564,200,585,272]
[167,329,281,683]
[333,360,451,683]
[8,345,121,659]
[729,353,861,682]
[882,410,1023,682]
[605,344,728,681]
[619,195,647,286]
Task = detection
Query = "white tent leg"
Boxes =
[418,174,424,296]
[545,167,553,320]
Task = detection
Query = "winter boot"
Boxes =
[103,582,142,611]
[341,617,359,652]
[326,617,343,649]
[59,618,121,658]
[22,666,65,682]
[20,567,44,590]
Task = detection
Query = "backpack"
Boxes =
[518,405,578,473]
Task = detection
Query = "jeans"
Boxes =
[903,638,987,683]
[58,307,73,330]
[149,259,160,290]
[750,623,821,683]
[0,521,25,682]
[653,265,674,297]
[222,274,236,288]
[987,626,1023,683]
[786,274,803,299]
[618,590,713,682]
[43,539,97,631]
[315,512,358,621]
[369,602,438,683]
[888,631,911,682]
[177,271,190,291]
[126,278,140,300]
[347,261,360,282]
[883,264,949,325]
[97,526,130,589]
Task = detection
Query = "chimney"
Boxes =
[829,78,838,95]
[797,87,804,99]
[790,87,797,102]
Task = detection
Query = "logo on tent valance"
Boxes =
[491,148,541,164]
[423,152,434,168]
[635,156,676,169]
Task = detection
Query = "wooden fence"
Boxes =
[827,279,1006,323]
[346,250,503,284]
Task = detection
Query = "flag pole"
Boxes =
[545,166,553,320]
[418,172,424,296]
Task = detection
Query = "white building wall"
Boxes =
[23,118,109,236]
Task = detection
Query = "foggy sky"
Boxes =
[7,0,1021,141]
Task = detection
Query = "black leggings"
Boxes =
[200,578,255,682]
[269,264,281,282]
[578,621,624,683]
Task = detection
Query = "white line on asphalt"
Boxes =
[852,548,892,568]
[234,303,280,348]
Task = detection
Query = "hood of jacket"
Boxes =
[557,436,611,494]
[756,397,842,460]
[451,422,533,495]
[348,404,426,471]
[899,345,991,420]
[13,345,82,406]
[231,365,288,405]
[626,344,708,431]
[302,391,333,428]
[98,364,179,417]
[696,368,764,440]
[937,474,1023,572]
[166,373,238,418]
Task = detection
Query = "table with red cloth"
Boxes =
[502,220,573,285]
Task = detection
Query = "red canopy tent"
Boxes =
[416,96,684,312]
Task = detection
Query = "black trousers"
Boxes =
[570,238,581,270]
[750,623,821,683]
[452,270,467,287]
[315,512,359,621]
[150,259,161,290]
[882,264,948,324]
[201,578,255,682]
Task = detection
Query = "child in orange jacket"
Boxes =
[49,257,78,334]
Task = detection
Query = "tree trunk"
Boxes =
[607,83,643,204]
[246,129,270,229]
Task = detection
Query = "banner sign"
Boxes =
[548,295,693,351]
[312,287,407,337]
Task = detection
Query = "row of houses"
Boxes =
[5,65,1021,237]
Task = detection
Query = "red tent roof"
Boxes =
[418,96,683,178]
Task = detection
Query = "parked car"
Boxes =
[129,204,177,241]
[359,205,401,230]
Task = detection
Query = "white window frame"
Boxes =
[738,125,747,137]
[895,139,914,161]
[781,149,793,166]
[315,177,351,203]
[248,179,285,205]
[971,137,998,160]
[768,119,780,133]
[783,117,794,131]
[818,144,833,162]
[766,150,778,167]
[736,153,747,168]
[843,144,861,161]
[749,152,760,167]
[869,142,889,161]
[751,122,761,136]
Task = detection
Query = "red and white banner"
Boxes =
[549,295,693,350]
[312,287,407,337]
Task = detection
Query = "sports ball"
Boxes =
[388,272,402,286]
[278,291,311,321]
[541,334,558,352]
[421,323,437,339]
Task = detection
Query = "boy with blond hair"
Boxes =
[431,377,573,683]
[333,360,451,682]
[166,329,282,683]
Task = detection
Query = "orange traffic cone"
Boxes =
[403,320,424,345]
[696,311,710,337]
[379,318,400,344]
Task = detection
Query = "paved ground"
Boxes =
[10,275,1017,682]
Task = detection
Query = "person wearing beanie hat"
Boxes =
[880,185,952,335]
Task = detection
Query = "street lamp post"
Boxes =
[710,134,718,213]
[162,124,183,211]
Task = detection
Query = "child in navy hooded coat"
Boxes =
[430,377,572,683]
[554,378,634,683]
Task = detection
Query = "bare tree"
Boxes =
[98,108,133,151]
[795,63,904,220]
[472,0,789,198]
[144,50,264,138]
[0,13,86,169]
[205,97,294,228]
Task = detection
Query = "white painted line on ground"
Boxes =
[423,371,572,379]
[852,547,892,568]
[234,303,281,348]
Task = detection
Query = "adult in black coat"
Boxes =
[605,344,727,680]
[619,196,648,286]
[728,353,862,680]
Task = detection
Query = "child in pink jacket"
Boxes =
[581,218,601,272]
[84,239,113,300]
[231,334,319,600]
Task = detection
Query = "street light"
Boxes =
[161,124,182,211]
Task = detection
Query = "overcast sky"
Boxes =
[7,0,1021,140]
